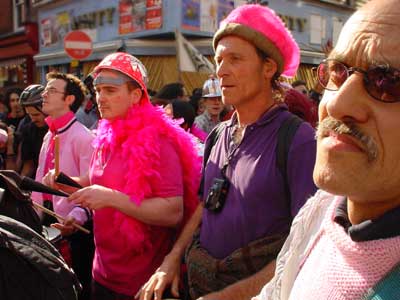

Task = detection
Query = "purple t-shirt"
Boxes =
[200,105,317,259]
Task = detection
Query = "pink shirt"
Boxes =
[89,137,183,296]
[32,116,94,224]
[288,198,400,300]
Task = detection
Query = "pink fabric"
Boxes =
[89,102,201,295]
[32,117,94,224]
[42,111,75,202]
[190,124,207,143]
[0,129,8,144]
[288,198,400,300]
[90,137,183,295]
[219,4,299,77]
[45,111,74,134]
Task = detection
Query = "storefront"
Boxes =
[34,0,354,93]
[266,0,354,88]
[34,0,236,93]
[0,22,39,93]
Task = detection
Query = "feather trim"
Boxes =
[93,103,202,254]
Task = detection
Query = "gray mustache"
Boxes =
[316,117,378,162]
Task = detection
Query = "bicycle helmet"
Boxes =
[20,84,44,108]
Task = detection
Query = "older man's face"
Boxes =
[214,36,276,109]
[313,0,400,205]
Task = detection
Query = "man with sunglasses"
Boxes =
[32,72,95,300]
[255,0,400,299]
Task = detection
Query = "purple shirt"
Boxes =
[200,105,317,259]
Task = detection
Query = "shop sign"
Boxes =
[119,0,162,35]
[182,0,234,32]
[71,8,115,30]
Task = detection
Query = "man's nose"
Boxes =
[322,73,369,124]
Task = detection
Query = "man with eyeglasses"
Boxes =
[255,0,400,299]
[32,72,95,300]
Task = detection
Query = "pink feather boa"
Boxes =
[93,103,202,254]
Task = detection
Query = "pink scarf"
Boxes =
[93,103,202,253]
[42,111,75,200]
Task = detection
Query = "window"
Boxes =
[320,0,355,8]
[310,15,326,45]
[13,0,27,31]
[332,17,344,46]
[31,0,55,6]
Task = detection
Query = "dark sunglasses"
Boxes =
[317,59,400,103]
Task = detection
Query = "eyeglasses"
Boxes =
[317,59,400,103]
[42,87,65,96]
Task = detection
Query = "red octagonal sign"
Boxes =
[64,30,93,60]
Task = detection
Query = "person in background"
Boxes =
[255,0,400,299]
[18,84,49,178]
[3,88,25,128]
[189,88,204,116]
[0,125,9,169]
[193,76,224,134]
[165,99,206,154]
[76,73,100,130]
[284,89,317,128]
[152,82,189,106]
[291,80,308,96]
[0,93,7,121]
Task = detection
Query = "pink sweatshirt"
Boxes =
[32,113,94,224]
[288,198,400,300]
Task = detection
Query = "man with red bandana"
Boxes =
[44,52,201,300]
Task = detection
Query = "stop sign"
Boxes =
[64,30,93,60]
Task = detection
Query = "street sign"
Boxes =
[64,30,93,60]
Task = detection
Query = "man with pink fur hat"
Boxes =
[139,4,316,300]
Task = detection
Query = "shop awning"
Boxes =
[0,42,36,59]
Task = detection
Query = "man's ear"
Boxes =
[130,88,143,105]
[263,58,278,81]
[64,94,76,108]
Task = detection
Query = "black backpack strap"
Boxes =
[276,114,303,209]
[199,122,227,197]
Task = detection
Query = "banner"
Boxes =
[218,0,234,24]
[119,0,162,34]
[200,0,218,32]
[175,30,215,74]
[182,0,200,30]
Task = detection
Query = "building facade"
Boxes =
[0,0,40,94]
[32,0,357,93]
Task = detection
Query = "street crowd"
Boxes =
[0,1,400,299]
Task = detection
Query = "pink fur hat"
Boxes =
[213,4,300,77]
